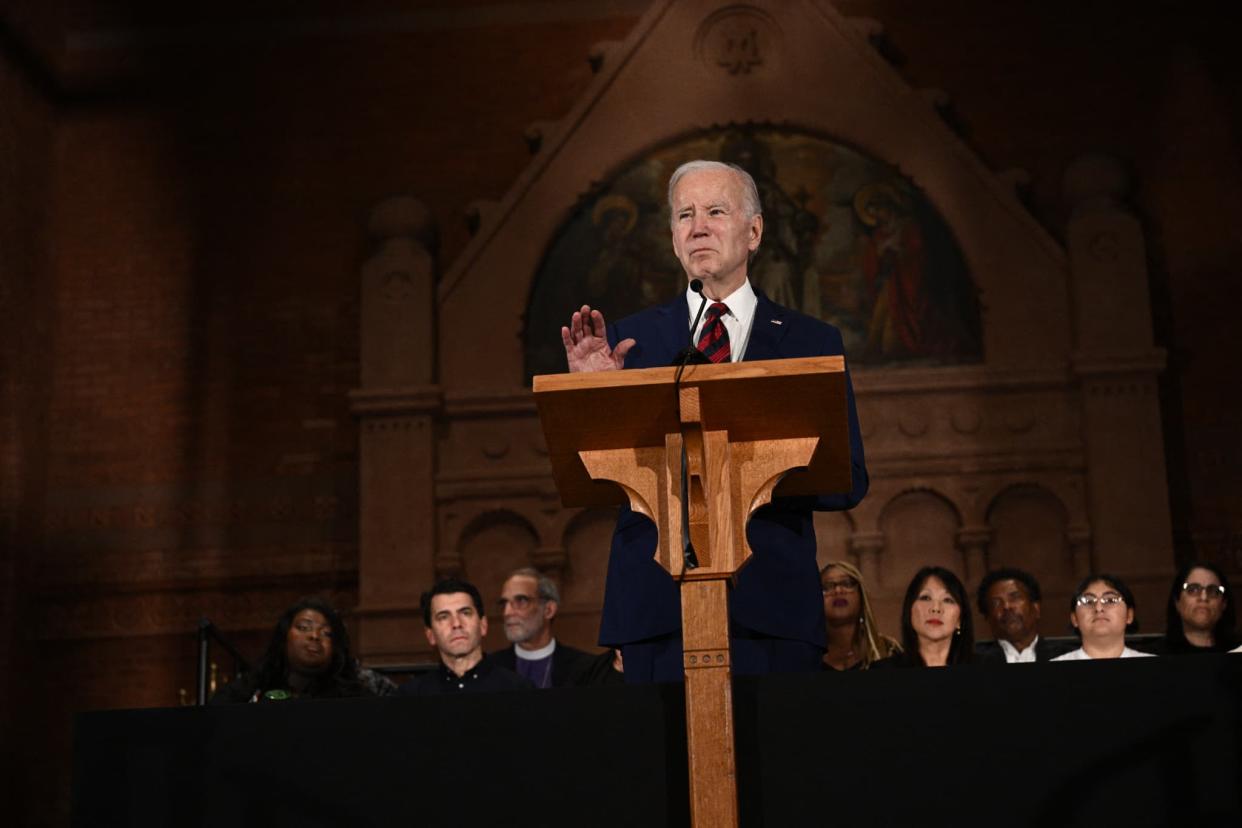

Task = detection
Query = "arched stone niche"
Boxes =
[557,507,618,648]
[452,510,538,603]
[523,125,983,380]
[880,488,963,579]
[986,485,1073,583]
[813,511,855,573]
[985,484,1084,638]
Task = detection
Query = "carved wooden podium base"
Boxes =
[535,357,851,828]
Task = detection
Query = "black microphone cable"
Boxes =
[673,279,709,570]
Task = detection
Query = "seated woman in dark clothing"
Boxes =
[1160,561,1236,655]
[211,596,368,703]
[874,566,973,668]
[819,560,900,670]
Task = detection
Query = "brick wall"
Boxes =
[10,7,640,824]
[1,33,53,824]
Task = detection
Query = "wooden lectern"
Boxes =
[533,356,853,828]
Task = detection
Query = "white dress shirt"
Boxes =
[685,278,758,362]
[998,636,1041,664]
[1051,646,1154,661]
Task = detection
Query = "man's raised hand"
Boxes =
[560,305,636,373]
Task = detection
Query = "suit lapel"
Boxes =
[742,290,792,362]
[651,293,690,364]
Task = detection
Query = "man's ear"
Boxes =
[543,599,558,622]
[480,615,489,638]
[1125,608,1134,628]
[424,627,436,648]
[1031,601,1042,623]
[748,214,764,251]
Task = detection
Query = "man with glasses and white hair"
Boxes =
[491,567,602,688]
[559,160,868,682]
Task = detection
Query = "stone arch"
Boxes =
[453,509,539,604]
[876,487,964,593]
[553,507,618,650]
[813,510,856,573]
[985,484,1072,576]
[521,124,982,379]
[984,483,1085,637]
[559,508,617,609]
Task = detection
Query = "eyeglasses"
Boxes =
[1075,593,1125,609]
[497,595,539,610]
[1182,582,1226,600]
[822,577,860,594]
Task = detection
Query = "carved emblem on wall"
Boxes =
[693,5,781,76]
[523,125,983,378]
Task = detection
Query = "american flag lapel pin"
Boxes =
[771,319,783,325]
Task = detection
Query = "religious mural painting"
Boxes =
[523,125,983,378]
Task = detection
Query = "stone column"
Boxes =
[1064,155,1173,627]
[1066,525,1093,580]
[956,525,993,591]
[349,197,441,664]
[851,531,885,587]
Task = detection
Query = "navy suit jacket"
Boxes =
[598,289,868,649]
[974,637,1072,664]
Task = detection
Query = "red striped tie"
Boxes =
[696,302,731,364]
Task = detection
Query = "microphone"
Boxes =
[673,279,708,570]
[672,279,712,368]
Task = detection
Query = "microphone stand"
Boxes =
[673,280,710,570]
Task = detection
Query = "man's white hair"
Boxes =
[666,160,763,223]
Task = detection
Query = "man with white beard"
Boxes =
[491,568,603,688]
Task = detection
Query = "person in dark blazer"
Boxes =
[399,578,532,696]
[1157,560,1237,655]
[974,568,1069,663]
[560,160,868,682]
[490,567,620,687]
[873,566,974,668]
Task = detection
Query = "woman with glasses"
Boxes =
[1158,561,1236,655]
[1052,574,1155,661]
[875,566,973,668]
[819,560,900,670]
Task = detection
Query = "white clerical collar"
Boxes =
[685,278,758,361]
[998,635,1040,663]
[514,639,557,661]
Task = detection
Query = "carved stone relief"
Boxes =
[693,5,782,77]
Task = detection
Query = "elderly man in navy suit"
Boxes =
[560,160,868,682]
